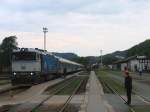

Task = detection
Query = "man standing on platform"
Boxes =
[125,72,132,105]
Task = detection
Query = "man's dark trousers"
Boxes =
[125,75,132,105]
[127,89,131,104]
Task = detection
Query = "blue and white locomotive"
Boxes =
[11,48,83,85]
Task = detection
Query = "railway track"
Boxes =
[99,77,150,112]
[0,85,31,95]
[132,90,150,105]
[30,76,78,112]
[30,76,86,112]
[109,71,150,103]
[58,77,85,112]
[107,73,150,105]
[0,85,31,112]
[0,77,76,112]
[0,75,88,112]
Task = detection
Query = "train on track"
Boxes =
[11,48,83,85]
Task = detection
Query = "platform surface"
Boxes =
[87,71,107,112]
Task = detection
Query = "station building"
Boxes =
[112,56,150,72]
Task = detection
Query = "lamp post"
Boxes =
[100,50,103,66]
[43,27,48,51]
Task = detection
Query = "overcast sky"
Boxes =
[0,0,150,56]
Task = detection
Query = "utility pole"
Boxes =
[100,50,103,66]
[43,27,48,51]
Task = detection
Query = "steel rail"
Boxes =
[58,78,85,112]
[30,77,77,112]
[3,77,76,112]
[99,78,136,112]
[132,90,150,104]
[110,75,150,105]
[0,85,31,94]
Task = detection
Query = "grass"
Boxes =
[44,76,85,95]
[44,77,76,95]
[108,70,123,75]
[95,70,126,94]
[32,109,40,112]
[57,77,82,95]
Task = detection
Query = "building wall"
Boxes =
[130,60,139,72]
[120,60,147,72]
[147,60,150,70]
[113,56,150,72]
[130,59,150,72]
[112,64,119,70]
[139,60,150,71]
[108,65,113,69]
[121,63,127,71]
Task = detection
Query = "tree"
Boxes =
[73,57,88,66]
[0,36,18,67]
[127,39,150,57]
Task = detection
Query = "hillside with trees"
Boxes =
[102,50,127,65]
[102,39,150,65]
[127,39,150,57]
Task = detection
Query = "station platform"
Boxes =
[80,71,108,112]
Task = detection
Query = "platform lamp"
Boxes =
[43,27,48,51]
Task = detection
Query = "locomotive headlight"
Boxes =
[13,72,16,75]
[30,72,34,75]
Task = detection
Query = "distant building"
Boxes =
[112,56,150,72]
[108,65,113,69]
[112,60,121,70]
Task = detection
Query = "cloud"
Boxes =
[0,0,150,56]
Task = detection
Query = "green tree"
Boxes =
[73,57,89,66]
[0,36,18,67]
[127,39,150,57]
[102,55,118,65]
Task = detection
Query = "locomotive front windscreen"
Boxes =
[12,52,37,61]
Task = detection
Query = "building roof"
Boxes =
[113,55,148,64]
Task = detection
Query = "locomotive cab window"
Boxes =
[12,52,37,61]
[36,54,40,60]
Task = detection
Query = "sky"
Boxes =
[0,0,150,56]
